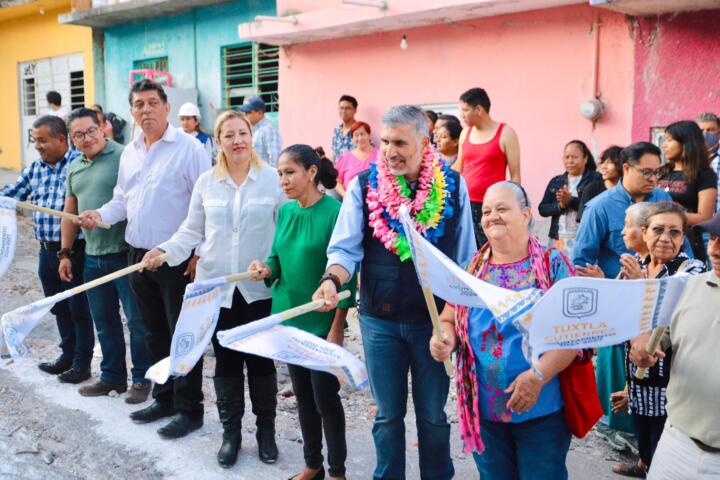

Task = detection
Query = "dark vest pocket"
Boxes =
[361,263,400,318]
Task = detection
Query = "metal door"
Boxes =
[18,53,85,166]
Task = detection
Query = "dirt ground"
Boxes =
[0,180,635,479]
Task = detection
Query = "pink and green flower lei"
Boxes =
[367,146,456,261]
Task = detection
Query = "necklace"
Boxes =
[366,145,456,260]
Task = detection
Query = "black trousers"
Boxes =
[288,364,347,477]
[128,247,203,414]
[632,414,667,470]
[470,201,488,248]
[211,288,275,378]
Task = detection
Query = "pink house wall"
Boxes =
[632,10,720,141]
[278,4,635,207]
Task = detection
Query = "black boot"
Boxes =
[214,377,245,468]
[249,373,279,464]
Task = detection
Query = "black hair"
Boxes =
[424,110,438,124]
[438,119,462,140]
[665,120,710,185]
[620,141,662,167]
[599,145,623,173]
[46,91,62,106]
[67,107,100,127]
[459,87,491,112]
[565,139,597,171]
[128,79,168,106]
[91,104,103,113]
[339,95,358,109]
[32,115,67,138]
[438,114,460,124]
[281,144,338,190]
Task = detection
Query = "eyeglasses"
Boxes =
[631,165,665,180]
[648,225,684,239]
[71,126,100,142]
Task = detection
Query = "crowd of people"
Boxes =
[2,78,719,479]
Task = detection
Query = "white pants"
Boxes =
[648,424,720,479]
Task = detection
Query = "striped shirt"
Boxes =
[625,253,705,417]
[1,149,80,242]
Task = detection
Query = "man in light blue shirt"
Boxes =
[313,105,475,480]
[240,96,282,167]
[574,142,674,279]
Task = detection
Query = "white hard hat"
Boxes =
[178,102,201,118]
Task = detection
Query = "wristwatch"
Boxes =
[318,273,342,291]
[57,248,72,260]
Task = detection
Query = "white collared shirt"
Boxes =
[97,125,211,249]
[158,164,286,307]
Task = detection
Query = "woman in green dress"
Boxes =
[250,144,353,480]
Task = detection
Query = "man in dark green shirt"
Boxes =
[59,108,152,404]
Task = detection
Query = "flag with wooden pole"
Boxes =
[0,254,166,358]
[0,197,18,278]
[145,271,258,384]
[397,205,541,376]
[217,290,369,390]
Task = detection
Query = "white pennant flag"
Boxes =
[0,197,18,278]
[1,292,70,358]
[398,205,540,323]
[145,276,227,384]
[217,314,369,390]
[519,274,691,362]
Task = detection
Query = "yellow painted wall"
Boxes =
[0,6,94,170]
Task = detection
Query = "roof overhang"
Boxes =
[0,0,68,23]
[238,0,587,46]
[589,0,720,16]
[58,0,232,28]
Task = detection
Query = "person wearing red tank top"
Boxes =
[454,88,521,248]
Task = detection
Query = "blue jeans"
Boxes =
[472,410,571,480]
[84,252,152,384]
[37,243,94,370]
[359,315,453,480]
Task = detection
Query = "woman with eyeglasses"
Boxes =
[617,202,705,476]
[659,121,718,261]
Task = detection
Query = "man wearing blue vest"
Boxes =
[314,105,476,480]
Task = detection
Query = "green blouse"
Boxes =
[265,195,355,337]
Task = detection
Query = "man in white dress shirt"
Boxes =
[79,79,211,439]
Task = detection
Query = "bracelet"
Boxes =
[56,248,72,260]
[318,273,341,292]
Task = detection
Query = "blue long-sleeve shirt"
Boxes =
[326,175,477,276]
[572,182,673,278]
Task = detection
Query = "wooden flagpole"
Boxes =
[225,271,260,283]
[634,326,666,379]
[421,286,455,377]
[62,254,168,298]
[278,290,351,322]
[16,201,111,230]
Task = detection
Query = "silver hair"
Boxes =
[484,181,535,229]
[696,112,720,125]
[626,202,652,227]
[381,105,429,141]
[485,181,532,209]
